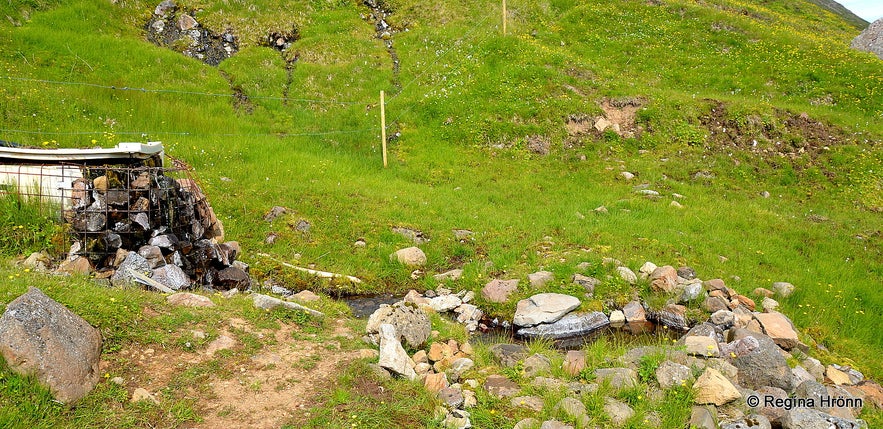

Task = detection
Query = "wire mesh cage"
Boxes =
[0,159,223,273]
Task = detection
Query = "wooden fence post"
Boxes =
[381,90,387,168]
[502,0,507,36]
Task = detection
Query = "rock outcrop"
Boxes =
[852,19,883,60]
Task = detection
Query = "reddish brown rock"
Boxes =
[856,381,883,409]
[563,350,586,377]
[424,372,449,394]
[734,295,756,311]
[57,256,92,275]
[166,292,215,307]
[650,266,678,293]
[753,288,775,298]
[703,279,727,292]
[754,312,799,350]
[481,279,519,303]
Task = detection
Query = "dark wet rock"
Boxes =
[727,329,793,391]
[677,266,698,280]
[215,266,250,290]
[651,304,689,331]
[516,312,609,340]
[145,5,239,66]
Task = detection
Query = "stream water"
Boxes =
[343,295,682,349]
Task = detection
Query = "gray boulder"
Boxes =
[604,397,635,426]
[516,312,609,339]
[781,408,862,429]
[522,353,552,377]
[377,324,416,380]
[772,281,795,298]
[555,397,589,427]
[721,414,771,429]
[528,271,554,288]
[0,287,102,403]
[111,252,151,287]
[727,329,793,391]
[656,360,693,389]
[571,274,600,293]
[513,293,581,327]
[152,264,190,290]
[365,302,431,348]
[594,367,638,390]
[251,294,324,317]
[851,19,883,60]
[489,343,528,368]
[690,406,718,429]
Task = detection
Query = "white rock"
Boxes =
[639,261,658,276]
[430,295,462,312]
[617,266,638,284]
[513,293,581,327]
[378,324,417,380]
[392,247,427,266]
[434,269,464,282]
[528,271,555,288]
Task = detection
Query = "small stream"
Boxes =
[343,295,682,349]
[344,293,401,318]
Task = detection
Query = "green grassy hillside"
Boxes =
[1,0,881,411]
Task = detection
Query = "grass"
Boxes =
[0,0,881,426]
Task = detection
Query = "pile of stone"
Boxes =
[51,166,249,291]
[370,257,879,429]
[146,0,238,66]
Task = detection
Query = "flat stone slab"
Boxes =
[513,293,581,327]
[485,374,520,398]
[516,312,609,340]
[754,312,799,350]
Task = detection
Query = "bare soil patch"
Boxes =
[699,99,847,161]
[109,318,358,429]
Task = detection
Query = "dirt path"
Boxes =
[110,317,359,429]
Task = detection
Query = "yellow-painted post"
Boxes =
[502,0,507,36]
[380,90,387,168]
